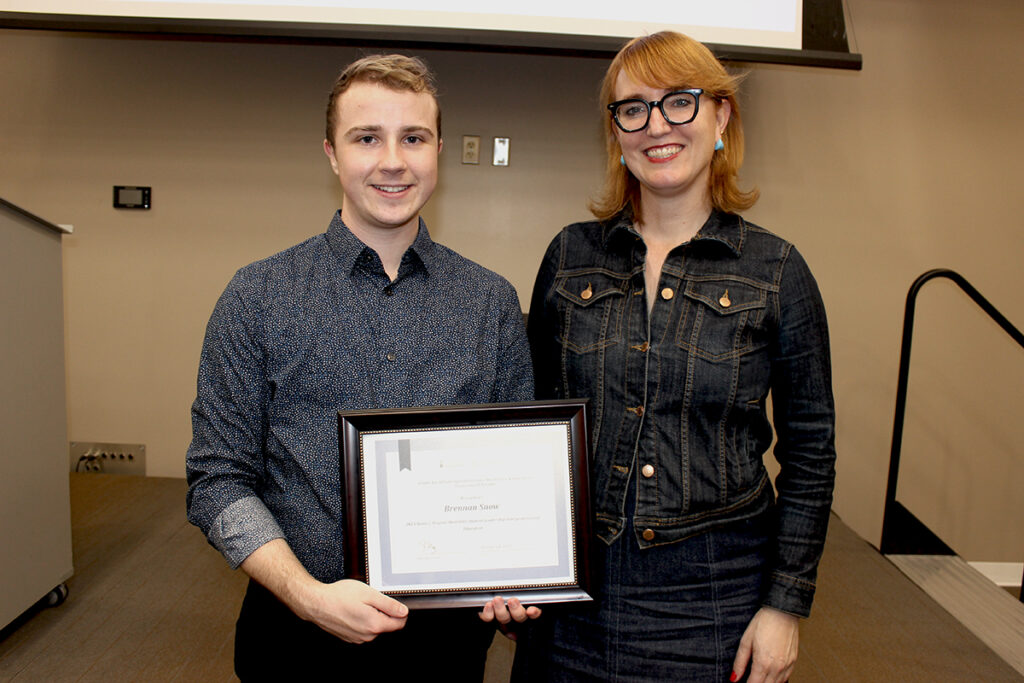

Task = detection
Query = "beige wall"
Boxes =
[2,0,1022,562]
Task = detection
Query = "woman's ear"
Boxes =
[716,99,732,139]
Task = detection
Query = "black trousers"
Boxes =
[234,580,494,682]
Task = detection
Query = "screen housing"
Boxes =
[0,0,861,69]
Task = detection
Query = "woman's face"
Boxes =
[613,70,730,207]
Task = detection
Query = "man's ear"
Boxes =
[437,137,443,155]
[323,139,339,175]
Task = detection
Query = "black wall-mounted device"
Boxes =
[113,186,151,209]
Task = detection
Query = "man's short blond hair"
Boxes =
[325,54,440,145]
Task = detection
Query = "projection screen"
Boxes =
[0,0,861,69]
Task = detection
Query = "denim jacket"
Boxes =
[527,210,836,617]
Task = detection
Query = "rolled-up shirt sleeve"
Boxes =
[186,272,285,569]
[206,496,284,568]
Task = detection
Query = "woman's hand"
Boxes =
[478,596,542,641]
[730,606,799,683]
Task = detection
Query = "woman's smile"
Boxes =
[644,144,684,161]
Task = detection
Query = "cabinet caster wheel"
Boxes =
[43,583,69,607]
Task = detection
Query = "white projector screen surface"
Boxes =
[0,0,803,50]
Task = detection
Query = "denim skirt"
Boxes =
[512,507,771,682]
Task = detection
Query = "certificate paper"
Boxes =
[339,401,593,608]
[362,424,572,591]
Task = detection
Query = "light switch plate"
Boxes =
[493,137,509,166]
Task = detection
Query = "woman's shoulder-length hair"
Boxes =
[590,31,759,223]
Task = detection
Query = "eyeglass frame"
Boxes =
[606,88,705,133]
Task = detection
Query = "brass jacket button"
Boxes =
[660,287,674,300]
[641,464,655,478]
[642,528,655,541]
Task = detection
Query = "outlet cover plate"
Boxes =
[461,135,481,164]
[70,442,146,475]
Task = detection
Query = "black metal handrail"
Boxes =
[880,268,1024,601]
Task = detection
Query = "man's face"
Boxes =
[324,82,441,239]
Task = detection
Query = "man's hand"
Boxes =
[478,596,542,641]
[730,607,799,683]
[240,538,408,644]
[296,578,408,644]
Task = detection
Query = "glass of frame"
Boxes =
[338,400,593,609]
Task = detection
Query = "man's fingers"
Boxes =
[363,588,408,618]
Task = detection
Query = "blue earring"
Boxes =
[619,155,626,166]
[714,138,725,151]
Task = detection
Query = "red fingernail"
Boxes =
[730,673,739,682]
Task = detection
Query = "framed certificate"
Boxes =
[338,400,593,609]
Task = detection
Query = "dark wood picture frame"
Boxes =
[338,400,592,609]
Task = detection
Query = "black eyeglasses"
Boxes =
[607,88,704,133]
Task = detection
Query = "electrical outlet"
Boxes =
[70,442,146,475]
[461,135,481,164]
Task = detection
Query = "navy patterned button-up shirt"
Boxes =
[186,212,534,581]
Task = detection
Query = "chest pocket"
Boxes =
[675,279,770,362]
[554,272,629,354]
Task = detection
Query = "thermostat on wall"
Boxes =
[113,185,151,209]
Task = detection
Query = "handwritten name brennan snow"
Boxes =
[444,504,499,512]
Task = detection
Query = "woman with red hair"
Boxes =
[517,31,837,682]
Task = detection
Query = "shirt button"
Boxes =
[661,287,674,300]
[384,286,394,297]
[386,352,396,362]
[641,464,655,478]
[642,529,655,541]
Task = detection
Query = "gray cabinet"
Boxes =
[0,198,73,629]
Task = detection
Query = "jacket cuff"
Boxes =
[762,570,816,618]
[207,495,285,569]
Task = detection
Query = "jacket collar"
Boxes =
[604,208,745,257]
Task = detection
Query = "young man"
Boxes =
[186,54,534,680]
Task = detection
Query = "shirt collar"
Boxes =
[603,208,745,257]
[325,211,437,277]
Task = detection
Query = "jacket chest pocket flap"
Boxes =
[554,272,629,354]
[677,279,769,361]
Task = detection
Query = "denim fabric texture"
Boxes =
[527,209,836,618]
[512,487,770,682]
[186,212,534,583]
